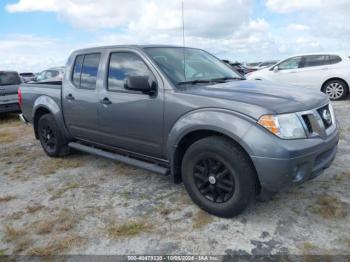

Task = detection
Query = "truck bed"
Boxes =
[20,81,62,123]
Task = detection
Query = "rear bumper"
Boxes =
[0,103,20,113]
[251,128,339,193]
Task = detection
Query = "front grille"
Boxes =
[302,115,313,134]
[317,105,332,129]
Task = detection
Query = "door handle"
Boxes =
[65,94,75,100]
[290,71,297,73]
[100,97,112,105]
[322,68,329,70]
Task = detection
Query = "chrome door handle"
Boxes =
[65,94,75,100]
[100,97,112,105]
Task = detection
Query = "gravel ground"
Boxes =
[0,101,349,256]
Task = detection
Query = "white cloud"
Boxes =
[287,24,310,31]
[6,0,253,37]
[0,34,74,72]
[3,0,350,69]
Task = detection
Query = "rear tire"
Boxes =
[38,114,69,157]
[322,79,349,101]
[181,136,257,218]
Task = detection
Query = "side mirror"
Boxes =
[125,76,156,95]
[273,66,279,72]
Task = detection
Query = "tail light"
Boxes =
[18,87,23,108]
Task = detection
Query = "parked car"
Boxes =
[34,67,64,83]
[0,71,22,114]
[255,60,279,70]
[222,60,254,75]
[19,45,339,217]
[19,72,36,83]
[246,53,350,100]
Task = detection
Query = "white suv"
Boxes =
[246,53,350,100]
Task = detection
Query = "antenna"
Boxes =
[182,0,186,80]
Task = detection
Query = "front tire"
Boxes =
[181,136,257,218]
[322,79,349,101]
[38,114,69,157]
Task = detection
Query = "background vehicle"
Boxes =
[19,45,339,217]
[0,71,22,114]
[256,60,279,70]
[34,67,64,83]
[222,60,254,75]
[19,72,36,83]
[246,53,350,100]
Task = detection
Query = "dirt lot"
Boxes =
[0,101,350,256]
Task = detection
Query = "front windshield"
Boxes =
[144,47,242,85]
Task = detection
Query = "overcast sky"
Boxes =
[1,0,350,72]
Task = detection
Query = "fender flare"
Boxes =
[166,108,256,181]
[32,95,72,140]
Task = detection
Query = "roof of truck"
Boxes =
[72,44,188,53]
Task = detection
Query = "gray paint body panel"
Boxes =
[19,45,339,193]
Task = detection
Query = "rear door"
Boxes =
[96,49,164,158]
[0,72,21,104]
[62,53,102,141]
[294,55,330,88]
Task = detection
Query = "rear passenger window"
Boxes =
[108,52,155,92]
[80,54,101,89]
[72,55,84,86]
[303,55,328,67]
[329,55,342,64]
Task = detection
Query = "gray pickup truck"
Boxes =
[19,45,339,217]
[0,71,22,114]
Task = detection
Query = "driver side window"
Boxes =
[278,57,302,70]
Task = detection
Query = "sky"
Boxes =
[1,0,350,72]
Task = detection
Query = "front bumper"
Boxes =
[249,127,339,193]
[0,103,20,114]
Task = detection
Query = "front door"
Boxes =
[97,50,164,158]
[62,53,102,141]
[269,56,304,86]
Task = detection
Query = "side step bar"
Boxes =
[68,142,170,176]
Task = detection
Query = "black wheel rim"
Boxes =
[193,157,235,203]
[40,124,57,153]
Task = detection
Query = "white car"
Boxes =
[246,53,350,100]
[34,67,65,83]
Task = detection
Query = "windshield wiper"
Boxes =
[209,76,245,82]
[177,79,213,85]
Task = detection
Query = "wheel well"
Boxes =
[172,130,261,192]
[33,107,51,139]
[322,78,349,92]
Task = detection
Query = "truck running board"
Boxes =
[68,142,170,176]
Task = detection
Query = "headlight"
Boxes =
[258,113,306,139]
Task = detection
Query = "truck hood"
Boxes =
[181,80,329,114]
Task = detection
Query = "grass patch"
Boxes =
[301,242,318,256]
[8,211,24,220]
[4,225,27,242]
[107,221,151,239]
[0,195,15,203]
[28,234,85,256]
[192,210,214,229]
[0,130,18,144]
[34,208,77,234]
[310,195,348,219]
[50,183,80,200]
[0,249,6,256]
[13,238,33,254]
[26,204,45,214]
[40,158,83,175]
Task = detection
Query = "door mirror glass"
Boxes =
[125,76,155,94]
